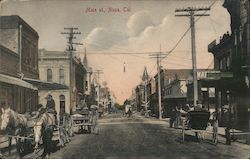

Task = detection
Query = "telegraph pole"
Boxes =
[150,45,168,119]
[175,7,210,107]
[94,70,104,108]
[61,27,82,113]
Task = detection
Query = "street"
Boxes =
[32,113,250,159]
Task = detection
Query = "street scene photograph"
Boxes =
[0,0,250,158]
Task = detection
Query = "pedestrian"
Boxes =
[170,107,177,128]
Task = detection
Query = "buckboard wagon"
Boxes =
[71,109,93,133]
[181,110,218,144]
[71,105,99,134]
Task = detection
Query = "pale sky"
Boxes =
[0,0,230,104]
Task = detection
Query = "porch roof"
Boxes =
[23,78,68,90]
[0,74,37,90]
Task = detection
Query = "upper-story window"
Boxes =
[226,56,230,70]
[85,81,88,91]
[47,69,52,82]
[59,69,64,84]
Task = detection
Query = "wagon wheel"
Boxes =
[182,120,185,143]
[58,127,65,147]
[212,120,218,145]
[68,118,74,137]
[34,145,44,157]
[87,125,91,133]
[16,139,25,156]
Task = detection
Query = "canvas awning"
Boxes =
[23,78,68,90]
[0,74,37,90]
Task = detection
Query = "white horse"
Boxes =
[33,112,55,157]
[0,107,28,155]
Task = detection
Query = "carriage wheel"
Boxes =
[182,121,185,143]
[212,120,218,145]
[87,125,91,133]
[59,137,65,147]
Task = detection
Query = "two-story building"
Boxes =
[207,0,250,130]
[162,69,192,117]
[37,49,90,114]
[0,15,39,113]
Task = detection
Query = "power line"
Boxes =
[175,6,211,107]
[161,0,217,61]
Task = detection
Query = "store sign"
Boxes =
[207,72,233,79]
[196,71,233,80]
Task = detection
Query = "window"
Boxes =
[47,69,52,82]
[59,69,64,84]
[85,81,88,91]
[59,95,65,113]
[219,59,223,70]
[226,56,230,70]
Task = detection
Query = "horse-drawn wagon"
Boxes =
[71,105,98,134]
[181,110,218,144]
[0,107,73,157]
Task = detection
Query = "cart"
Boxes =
[71,109,93,133]
[181,110,218,145]
[2,113,71,157]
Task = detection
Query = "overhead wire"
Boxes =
[77,0,218,77]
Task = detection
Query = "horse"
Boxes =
[0,107,28,155]
[33,112,56,157]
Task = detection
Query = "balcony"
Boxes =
[208,32,232,53]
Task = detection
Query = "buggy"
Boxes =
[181,110,218,144]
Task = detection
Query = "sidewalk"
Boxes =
[139,114,250,144]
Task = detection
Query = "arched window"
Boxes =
[59,95,65,113]
[59,69,64,84]
[47,69,52,82]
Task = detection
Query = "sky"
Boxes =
[0,0,230,104]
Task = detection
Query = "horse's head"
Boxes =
[33,113,45,149]
[0,107,11,130]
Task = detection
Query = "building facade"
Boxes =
[0,15,39,113]
[38,49,89,114]
[207,0,250,130]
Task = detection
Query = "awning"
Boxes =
[23,78,68,90]
[0,74,37,90]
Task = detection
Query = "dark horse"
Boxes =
[33,112,56,158]
[0,107,27,156]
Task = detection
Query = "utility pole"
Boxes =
[150,45,168,119]
[94,70,104,108]
[61,27,82,113]
[175,7,210,107]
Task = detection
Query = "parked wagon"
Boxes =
[181,110,218,145]
[72,108,91,133]
[0,108,72,157]
[71,105,98,134]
